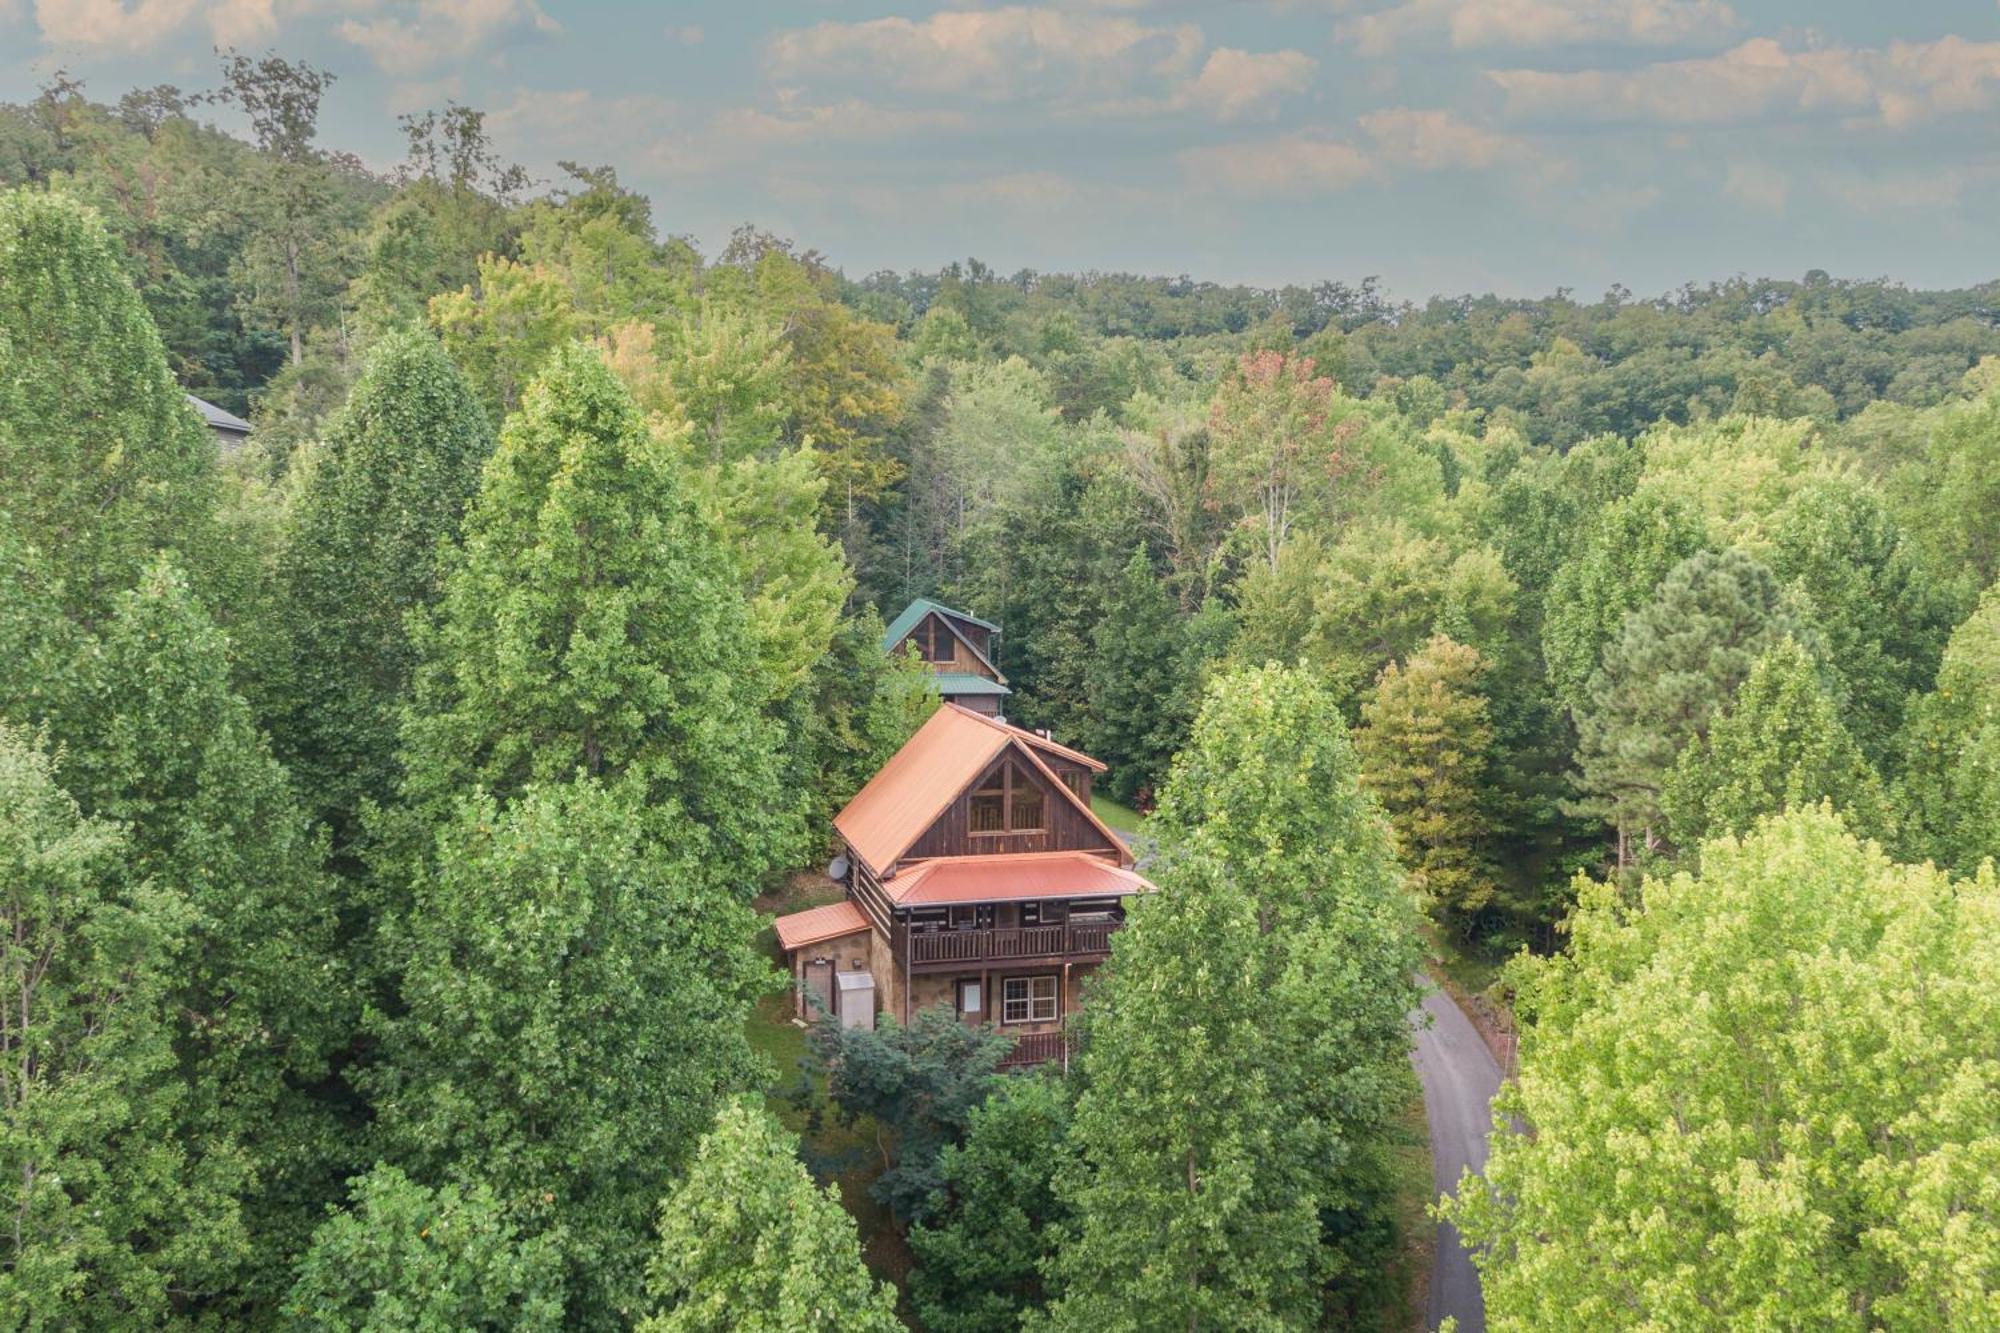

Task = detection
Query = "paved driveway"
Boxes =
[1410,985,1504,1333]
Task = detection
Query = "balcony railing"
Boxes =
[998,1030,1071,1070]
[907,920,1122,966]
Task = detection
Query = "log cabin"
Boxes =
[773,703,1150,1070]
[882,598,1011,715]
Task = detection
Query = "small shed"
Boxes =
[835,973,875,1030]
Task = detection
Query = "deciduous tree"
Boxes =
[1448,809,2000,1330]
[0,727,244,1325]
[285,1165,564,1331]
[641,1100,901,1333]
[910,1075,1072,1333]
[367,780,770,1326]
[1356,634,1500,933]
[399,343,795,885]
[274,325,492,842]
[1895,581,2000,876]
[0,188,219,628]
[1662,637,1892,850]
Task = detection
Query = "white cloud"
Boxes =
[35,0,195,50]
[766,7,1203,104]
[1183,47,1318,122]
[205,0,272,44]
[714,98,973,147]
[340,0,559,77]
[1491,35,2000,129]
[1342,0,1739,56]
[1179,132,1377,196]
[1360,106,1522,168]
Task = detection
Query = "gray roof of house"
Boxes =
[185,394,251,435]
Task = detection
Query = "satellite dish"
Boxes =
[827,854,851,883]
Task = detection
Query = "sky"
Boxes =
[5,1,1999,299]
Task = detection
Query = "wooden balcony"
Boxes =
[998,1029,1071,1071]
[905,920,1121,968]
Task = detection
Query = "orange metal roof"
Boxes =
[772,900,871,952]
[888,850,1153,905]
[973,711,1107,773]
[833,705,1121,876]
[835,706,1014,875]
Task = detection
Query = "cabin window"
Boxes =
[1002,975,1058,1024]
[970,761,1045,835]
[918,617,952,663]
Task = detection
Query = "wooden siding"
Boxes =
[894,612,1001,682]
[846,851,899,937]
[900,748,1120,862]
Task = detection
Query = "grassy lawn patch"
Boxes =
[1090,792,1144,835]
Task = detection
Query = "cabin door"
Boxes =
[804,955,835,1019]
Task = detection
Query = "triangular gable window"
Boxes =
[970,759,1045,834]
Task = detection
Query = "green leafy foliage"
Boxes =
[1054,666,1422,1326]
[1047,848,1324,1330]
[273,324,492,842]
[1572,547,1804,861]
[641,1100,901,1333]
[1356,634,1501,933]
[1450,808,2000,1330]
[804,1005,1010,1224]
[1662,637,1893,850]
[399,343,795,886]
[0,187,221,626]
[1541,489,1711,717]
[1895,582,2000,875]
[366,780,772,1327]
[0,726,243,1325]
[59,560,345,1304]
[285,1165,565,1331]
[910,1075,1072,1333]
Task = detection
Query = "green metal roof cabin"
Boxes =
[883,598,1011,715]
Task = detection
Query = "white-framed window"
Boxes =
[1001,974,1058,1025]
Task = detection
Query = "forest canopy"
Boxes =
[1,55,1996,1330]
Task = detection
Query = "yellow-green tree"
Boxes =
[642,1100,900,1333]
[1448,808,2000,1330]
[1356,634,1500,932]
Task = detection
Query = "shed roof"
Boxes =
[883,598,999,650]
[931,673,1011,697]
[772,900,871,952]
[888,850,1151,905]
[834,704,1117,876]
[185,393,250,435]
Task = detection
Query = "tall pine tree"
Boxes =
[1572,547,1803,865]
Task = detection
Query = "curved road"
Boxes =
[1410,986,1503,1333]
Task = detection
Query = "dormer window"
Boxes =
[970,760,1045,835]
